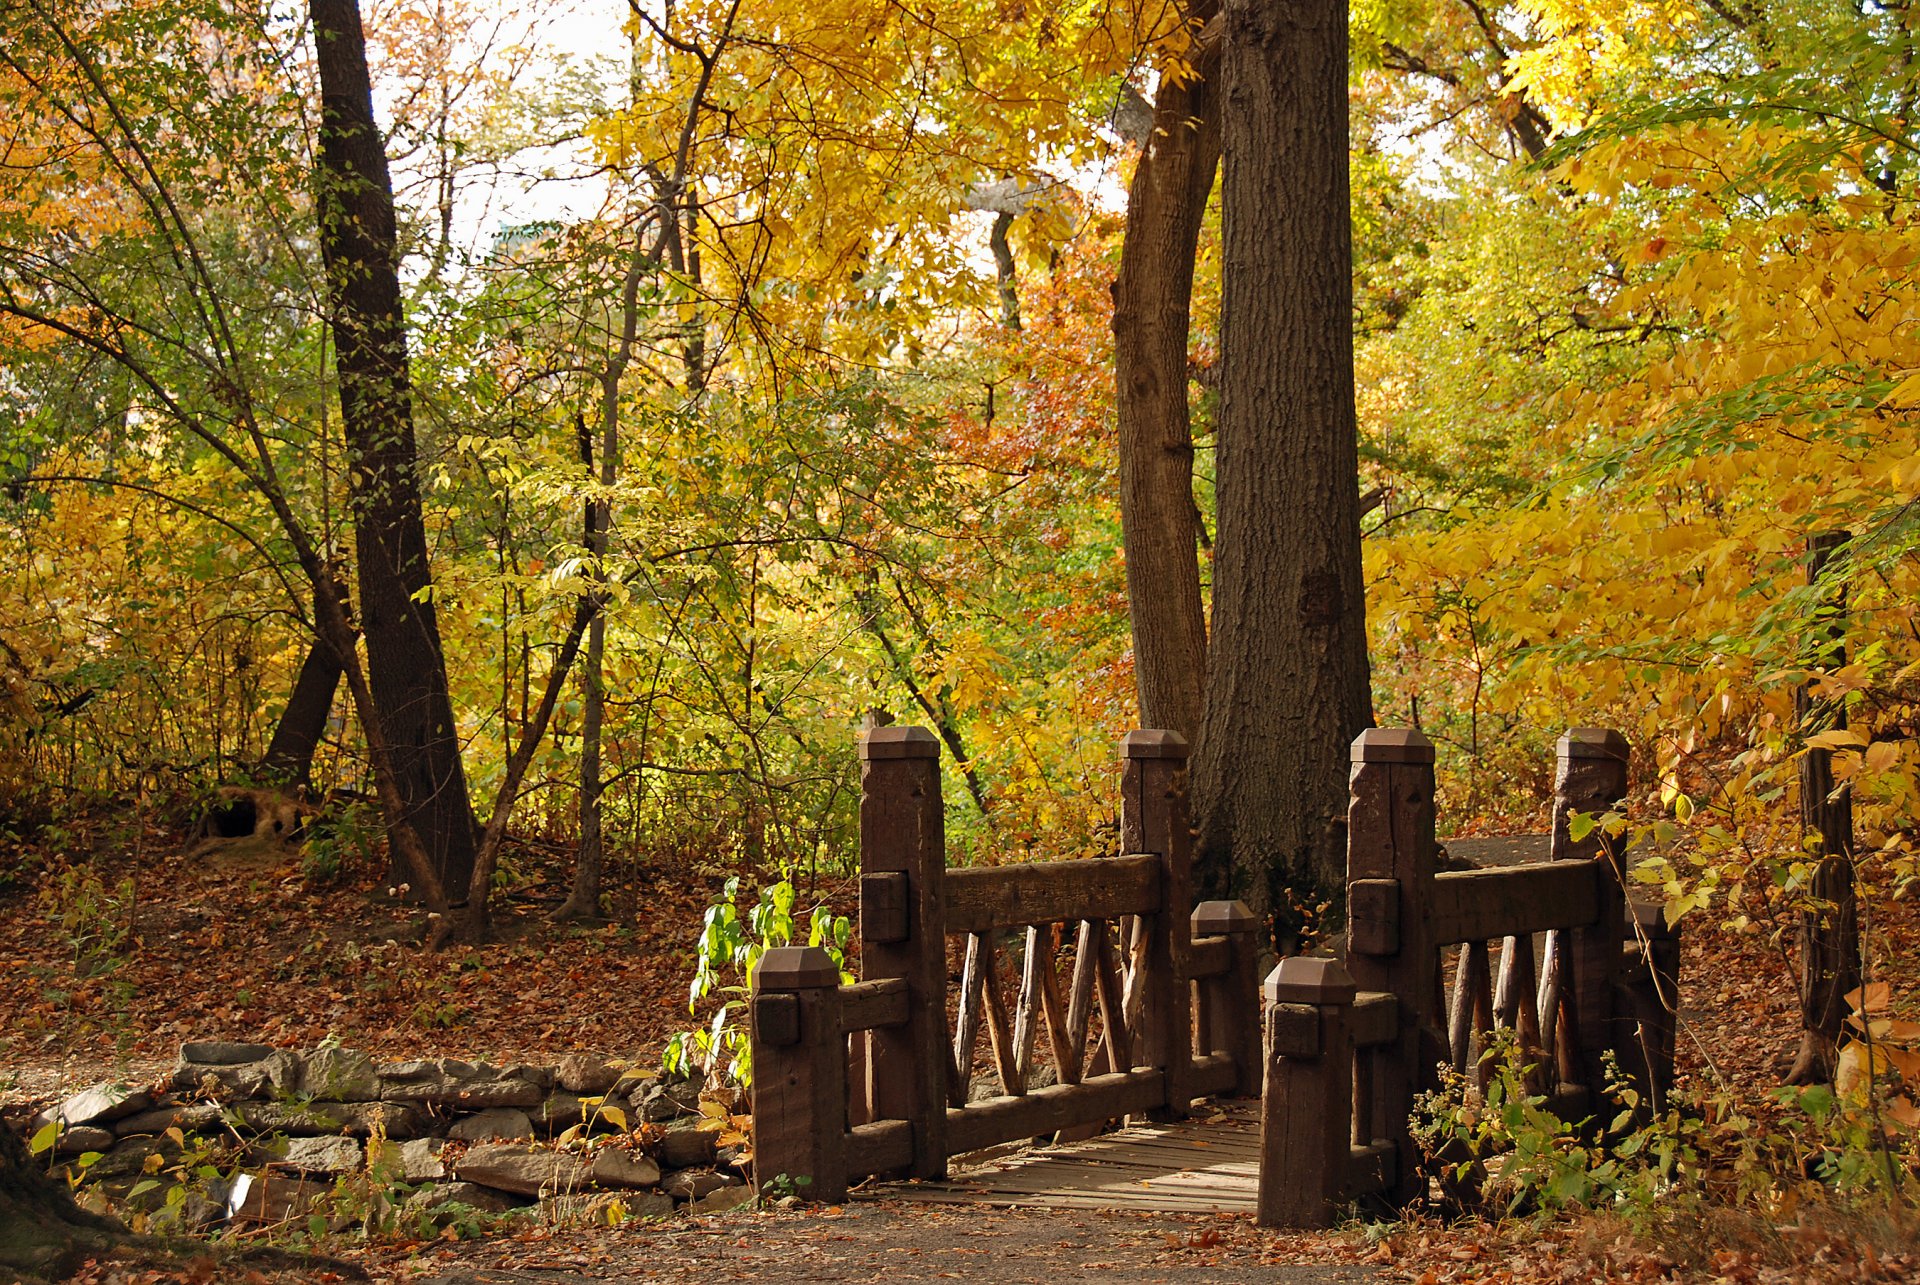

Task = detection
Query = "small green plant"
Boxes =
[299,798,377,885]
[40,865,135,980]
[665,870,852,1089]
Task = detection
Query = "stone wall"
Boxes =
[28,1042,751,1234]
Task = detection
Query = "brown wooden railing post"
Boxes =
[1120,729,1194,1120]
[751,945,846,1201]
[1552,728,1630,1110]
[1258,956,1357,1228]
[858,725,949,1178]
[1192,900,1261,1096]
[1343,727,1437,1206]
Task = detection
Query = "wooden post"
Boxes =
[1342,727,1437,1205]
[1257,956,1356,1229]
[1121,728,1194,1121]
[1789,530,1860,1086]
[750,946,846,1201]
[1192,900,1261,1096]
[1551,727,1629,1112]
[859,725,949,1178]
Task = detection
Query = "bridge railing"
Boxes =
[1258,726,1685,1226]
[750,726,1262,1202]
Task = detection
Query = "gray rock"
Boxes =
[395,1137,445,1183]
[180,1040,272,1065]
[33,1082,153,1131]
[235,1100,352,1135]
[589,1148,661,1189]
[84,1136,178,1183]
[555,1052,621,1095]
[532,1091,585,1131]
[656,1122,717,1168]
[228,1171,326,1224]
[689,1184,754,1214]
[379,1059,544,1109]
[54,1125,115,1156]
[150,1192,226,1233]
[114,1102,225,1136]
[330,1100,421,1139]
[173,1049,302,1101]
[300,1047,379,1101]
[404,1180,527,1217]
[640,1079,702,1122]
[455,1143,594,1197]
[277,1135,363,1175]
[449,1109,533,1142]
[661,1168,736,1202]
[502,1063,556,1092]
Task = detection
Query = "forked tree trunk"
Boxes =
[259,580,346,788]
[1191,0,1372,938]
[310,0,479,901]
[1113,0,1221,753]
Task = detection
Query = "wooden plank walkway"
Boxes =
[862,1102,1260,1212]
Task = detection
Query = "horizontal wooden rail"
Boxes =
[1189,934,1231,978]
[1429,860,1601,945]
[841,978,909,1031]
[946,1067,1165,1155]
[846,1119,914,1178]
[1352,991,1399,1048]
[944,854,1162,935]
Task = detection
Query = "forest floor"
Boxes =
[5,810,1920,1283]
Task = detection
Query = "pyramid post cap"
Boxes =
[751,945,841,991]
[860,725,940,760]
[1119,729,1190,760]
[1191,900,1258,935]
[1352,727,1434,764]
[1558,728,1629,761]
[1263,955,1358,1006]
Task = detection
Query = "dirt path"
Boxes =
[358,1204,1380,1284]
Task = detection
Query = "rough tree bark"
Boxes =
[1787,530,1861,1085]
[310,0,478,900]
[1191,0,1373,933]
[1112,2,1221,751]
[0,1122,124,1280]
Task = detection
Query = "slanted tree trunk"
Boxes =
[0,1121,124,1280]
[1192,0,1372,938]
[309,0,478,901]
[1788,531,1861,1085]
[1113,0,1221,753]
[259,579,346,788]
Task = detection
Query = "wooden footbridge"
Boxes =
[748,726,1681,1225]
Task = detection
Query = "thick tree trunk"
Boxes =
[1191,0,1372,934]
[259,580,346,787]
[559,416,609,923]
[1787,531,1860,1085]
[1113,2,1220,750]
[309,0,478,901]
[0,1121,124,1280]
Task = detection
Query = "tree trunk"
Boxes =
[0,1121,124,1280]
[259,579,346,788]
[309,0,478,901]
[1113,2,1221,750]
[1192,0,1372,934]
[559,416,609,923]
[1787,531,1860,1085]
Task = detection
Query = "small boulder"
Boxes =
[277,1135,363,1175]
[114,1102,225,1137]
[661,1168,735,1202]
[689,1184,754,1215]
[533,1091,585,1132]
[54,1125,115,1156]
[300,1047,379,1101]
[228,1171,325,1225]
[179,1040,272,1066]
[456,1143,593,1197]
[556,1052,622,1095]
[640,1079,702,1122]
[404,1180,528,1218]
[589,1148,661,1189]
[656,1122,717,1168]
[395,1138,446,1183]
[449,1108,534,1142]
[33,1083,153,1131]
[379,1059,543,1110]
